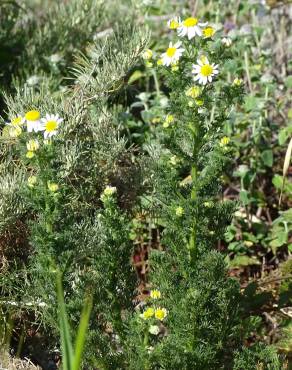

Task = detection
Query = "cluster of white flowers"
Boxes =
[1,299,47,308]
[156,16,233,85]
[6,110,63,140]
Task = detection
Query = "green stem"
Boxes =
[152,69,160,97]
[188,120,199,264]
[244,49,253,93]
[143,327,150,370]
[189,165,197,263]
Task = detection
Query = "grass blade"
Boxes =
[56,271,74,370]
[72,296,93,370]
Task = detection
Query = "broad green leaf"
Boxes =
[229,255,260,268]
[285,76,292,89]
[128,70,144,85]
[239,190,250,205]
[261,149,273,167]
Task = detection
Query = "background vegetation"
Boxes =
[0,0,291,369]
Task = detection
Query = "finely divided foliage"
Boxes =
[0,1,284,369]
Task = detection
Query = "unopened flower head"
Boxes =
[141,307,155,320]
[220,136,230,147]
[171,62,179,72]
[103,186,117,197]
[9,126,22,138]
[155,307,168,321]
[192,56,219,85]
[222,37,232,47]
[233,78,243,86]
[149,325,160,335]
[26,151,35,159]
[151,117,161,124]
[163,114,174,128]
[10,116,25,127]
[40,114,63,139]
[185,86,201,99]
[161,41,184,67]
[195,99,204,106]
[27,139,40,152]
[178,17,207,39]
[143,49,153,60]
[27,176,37,188]
[175,206,184,217]
[48,182,59,192]
[169,155,179,166]
[50,53,62,63]
[203,26,216,38]
[25,110,41,133]
[150,290,161,299]
[145,61,153,68]
[26,75,40,86]
[167,16,181,30]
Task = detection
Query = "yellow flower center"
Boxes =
[203,27,215,38]
[201,64,213,77]
[169,19,179,29]
[45,120,58,132]
[11,117,23,126]
[48,182,59,192]
[166,47,176,57]
[26,151,35,159]
[220,136,230,146]
[183,17,198,27]
[25,110,40,121]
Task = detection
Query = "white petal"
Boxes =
[188,28,196,39]
[27,123,33,133]
[177,27,186,37]
[194,26,202,36]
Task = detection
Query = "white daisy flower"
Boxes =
[178,17,207,40]
[25,110,42,133]
[167,16,181,30]
[161,41,184,67]
[40,114,63,139]
[192,57,219,85]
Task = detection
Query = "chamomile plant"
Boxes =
[133,14,282,369]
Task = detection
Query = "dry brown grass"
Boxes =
[0,351,40,370]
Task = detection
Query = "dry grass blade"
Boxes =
[279,137,292,206]
[0,351,40,370]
